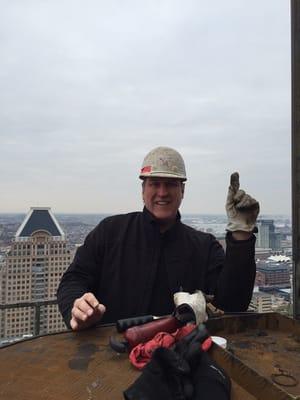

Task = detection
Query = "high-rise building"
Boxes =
[256,219,275,249]
[0,207,72,340]
[256,219,282,250]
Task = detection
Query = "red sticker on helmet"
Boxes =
[141,166,152,173]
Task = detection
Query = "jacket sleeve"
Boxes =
[56,222,105,328]
[205,233,256,312]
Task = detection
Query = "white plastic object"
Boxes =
[211,336,227,349]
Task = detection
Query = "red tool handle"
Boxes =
[124,316,181,349]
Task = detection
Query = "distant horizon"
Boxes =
[0,211,292,218]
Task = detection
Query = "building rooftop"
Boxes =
[268,255,291,262]
[15,207,64,238]
[257,262,289,272]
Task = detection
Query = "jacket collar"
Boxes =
[142,206,181,237]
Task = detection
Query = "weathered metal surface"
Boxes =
[207,313,300,399]
[0,313,299,399]
[0,325,138,400]
[292,0,300,320]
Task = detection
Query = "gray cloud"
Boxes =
[0,0,291,214]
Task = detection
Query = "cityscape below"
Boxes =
[0,209,293,346]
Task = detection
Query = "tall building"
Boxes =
[256,219,282,250]
[256,219,274,249]
[0,207,72,340]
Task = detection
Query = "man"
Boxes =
[57,146,259,331]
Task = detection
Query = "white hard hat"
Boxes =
[139,146,187,181]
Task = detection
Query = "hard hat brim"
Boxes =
[139,171,187,181]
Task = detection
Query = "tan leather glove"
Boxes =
[173,290,208,325]
[226,172,259,233]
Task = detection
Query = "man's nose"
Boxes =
[157,183,168,196]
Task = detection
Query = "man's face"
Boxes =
[142,177,185,226]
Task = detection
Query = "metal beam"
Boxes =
[292,0,300,319]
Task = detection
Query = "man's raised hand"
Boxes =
[226,172,259,234]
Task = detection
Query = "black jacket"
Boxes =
[57,208,256,327]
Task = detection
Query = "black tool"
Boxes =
[116,315,159,333]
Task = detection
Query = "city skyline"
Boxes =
[0,206,293,343]
[0,210,292,250]
[1,1,291,214]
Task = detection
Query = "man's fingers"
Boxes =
[70,318,79,331]
[226,172,240,207]
[83,292,101,309]
[70,302,106,331]
[236,195,259,210]
[226,172,260,232]
[72,306,89,322]
[233,189,246,203]
[71,293,106,330]
[74,296,94,316]
[79,292,105,316]
[230,172,240,193]
[94,303,106,315]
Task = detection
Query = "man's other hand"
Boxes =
[70,292,106,331]
[226,172,260,236]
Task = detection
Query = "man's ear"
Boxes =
[181,183,185,198]
[142,180,145,202]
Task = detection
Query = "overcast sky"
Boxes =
[1,1,291,215]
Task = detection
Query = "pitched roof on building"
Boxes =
[15,207,64,237]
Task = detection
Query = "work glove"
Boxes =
[124,326,208,400]
[226,172,259,233]
[124,325,231,400]
[123,346,192,400]
[174,290,208,326]
[174,326,231,400]
[191,351,231,400]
